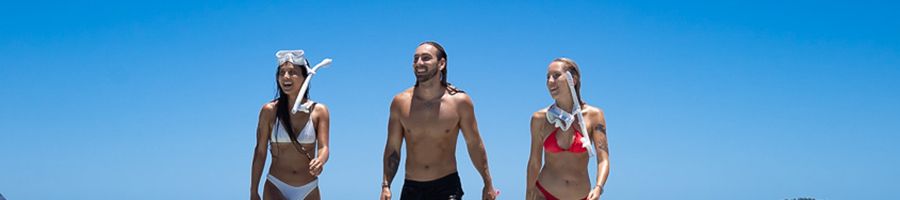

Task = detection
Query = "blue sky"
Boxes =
[2,0,899,199]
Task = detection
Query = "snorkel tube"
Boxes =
[566,71,596,156]
[292,58,333,114]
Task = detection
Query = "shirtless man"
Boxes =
[381,41,498,200]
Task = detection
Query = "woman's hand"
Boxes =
[586,185,603,200]
[309,158,324,176]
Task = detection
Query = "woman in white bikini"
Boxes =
[251,50,331,200]
[526,58,610,200]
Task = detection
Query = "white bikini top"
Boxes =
[270,101,317,144]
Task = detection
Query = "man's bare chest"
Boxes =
[399,103,460,136]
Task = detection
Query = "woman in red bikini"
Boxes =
[527,58,610,200]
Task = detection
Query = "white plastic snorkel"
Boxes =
[274,50,333,114]
[545,71,595,155]
[292,58,332,114]
[565,71,595,155]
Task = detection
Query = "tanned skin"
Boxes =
[251,62,330,200]
[526,61,609,200]
[381,43,497,200]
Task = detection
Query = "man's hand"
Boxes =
[482,185,499,200]
[380,186,392,200]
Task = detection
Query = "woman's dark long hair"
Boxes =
[273,61,311,154]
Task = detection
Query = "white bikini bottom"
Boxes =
[267,174,318,200]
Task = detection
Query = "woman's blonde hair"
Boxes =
[552,57,584,105]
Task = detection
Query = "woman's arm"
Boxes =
[309,104,330,176]
[526,112,545,200]
[587,108,609,200]
[251,103,275,200]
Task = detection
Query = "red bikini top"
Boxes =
[544,128,588,153]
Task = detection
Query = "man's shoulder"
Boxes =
[389,88,414,113]
[392,87,415,102]
[445,92,474,111]
[444,88,472,103]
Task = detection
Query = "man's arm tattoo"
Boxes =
[383,150,401,187]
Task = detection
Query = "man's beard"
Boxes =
[415,66,440,84]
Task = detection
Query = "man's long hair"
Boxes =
[418,41,463,94]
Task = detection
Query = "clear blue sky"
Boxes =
[2,0,899,199]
